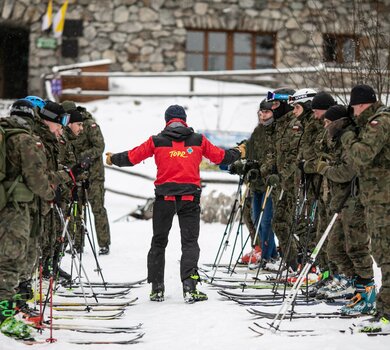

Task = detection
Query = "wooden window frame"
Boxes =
[323,33,360,64]
[186,29,276,71]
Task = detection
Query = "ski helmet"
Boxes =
[267,87,295,119]
[288,88,317,111]
[25,96,46,110]
[10,99,35,119]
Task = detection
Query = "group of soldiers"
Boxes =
[238,84,389,333]
[0,96,110,339]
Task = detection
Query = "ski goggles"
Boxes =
[266,91,290,102]
[40,108,70,126]
[288,92,317,105]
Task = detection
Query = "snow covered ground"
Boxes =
[1,78,388,349]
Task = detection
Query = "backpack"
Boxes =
[0,123,31,211]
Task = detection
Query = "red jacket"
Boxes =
[111,119,240,196]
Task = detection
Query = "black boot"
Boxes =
[149,282,164,302]
[16,280,34,303]
[182,275,208,303]
[99,246,110,255]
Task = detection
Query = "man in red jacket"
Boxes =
[106,105,245,303]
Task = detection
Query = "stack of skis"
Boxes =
[200,262,387,337]
[19,278,147,345]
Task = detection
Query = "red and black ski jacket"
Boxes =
[111,119,241,196]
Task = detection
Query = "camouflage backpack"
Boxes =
[0,124,30,211]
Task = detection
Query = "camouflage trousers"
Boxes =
[0,204,30,300]
[327,198,373,279]
[87,179,111,248]
[365,204,390,315]
[272,187,298,269]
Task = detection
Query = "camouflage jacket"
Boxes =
[297,111,323,174]
[0,116,54,203]
[72,108,105,181]
[266,111,302,191]
[246,123,269,192]
[58,127,78,168]
[321,123,357,212]
[341,101,390,205]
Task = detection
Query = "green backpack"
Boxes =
[0,124,32,211]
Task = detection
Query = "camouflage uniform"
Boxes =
[73,108,110,249]
[341,101,390,315]
[262,111,301,269]
[319,122,373,280]
[0,116,54,301]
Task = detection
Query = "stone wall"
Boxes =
[0,0,389,95]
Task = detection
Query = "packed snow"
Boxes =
[0,77,388,349]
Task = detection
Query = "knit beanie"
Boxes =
[39,101,66,125]
[349,84,377,106]
[69,109,83,123]
[311,91,336,110]
[323,104,348,121]
[10,99,35,119]
[62,100,77,112]
[164,105,187,123]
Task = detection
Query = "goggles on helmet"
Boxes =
[267,91,290,102]
[288,92,317,105]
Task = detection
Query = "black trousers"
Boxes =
[147,196,200,284]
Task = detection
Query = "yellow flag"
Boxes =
[41,0,53,31]
[53,0,69,38]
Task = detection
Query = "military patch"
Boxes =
[91,123,97,128]
[59,139,66,144]
[36,142,43,148]
[292,125,301,132]
[369,120,379,127]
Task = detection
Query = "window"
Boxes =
[186,30,275,71]
[323,34,359,63]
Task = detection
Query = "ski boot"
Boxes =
[183,274,208,304]
[318,275,355,300]
[99,246,110,255]
[340,280,376,316]
[354,313,390,333]
[241,246,261,265]
[149,282,165,302]
[0,300,33,340]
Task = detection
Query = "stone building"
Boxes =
[0,0,389,98]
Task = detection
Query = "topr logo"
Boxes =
[169,147,193,158]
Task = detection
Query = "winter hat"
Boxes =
[349,84,377,106]
[311,91,336,110]
[61,100,77,112]
[69,109,83,123]
[259,98,273,111]
[323,104,348,122]
[10,99,35,119]
[39,100,67,125]
[164,105,187,123]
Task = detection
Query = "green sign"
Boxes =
[37,37,57,49]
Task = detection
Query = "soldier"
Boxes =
[261,88,301,271]
[0,99,54,339]
[71,103,111,256]
[106,105,244,303]
[316,104,375,315]
[340,85,390,332]
[288,88,319,257]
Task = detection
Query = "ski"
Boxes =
[55,287,131,298]
[206,280,292,290]
[51,309,125,320]
[61,278,147,289]
[52,297,137,307]
[247,308,362,319]
[249,322,320,337]
[44,322,143,333]
[69,332,145,344]
[230,297,319,307]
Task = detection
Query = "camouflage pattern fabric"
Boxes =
[341,101,390,315]
[73,109,110,248]
[0,117,54,300]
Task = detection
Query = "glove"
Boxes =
[327,118,351,139]
[235,144,246,159]
[246,169,259,182]
[266,174,279,187]
[106,152,113,165]
[316,161,330,175]
[340,129,356,147]
[82,179,90,190]
[298,160,305,172]
[54,186,62,205]
[228,163,238,175]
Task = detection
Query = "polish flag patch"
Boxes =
[292,125,301,132]
[36,142,43,148]
[91,123,97,128]
[370,120,379,127]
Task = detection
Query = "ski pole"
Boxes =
[268,186,351,332]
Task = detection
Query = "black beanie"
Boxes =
[311,91,336,110]
[324,104,348,122]
[69,109,83,123]
[39,101,66,125]
[10,99,35,119]
[349,84,377,106]
[164,105,187,123]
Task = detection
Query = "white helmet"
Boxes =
[288,88,317,105]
